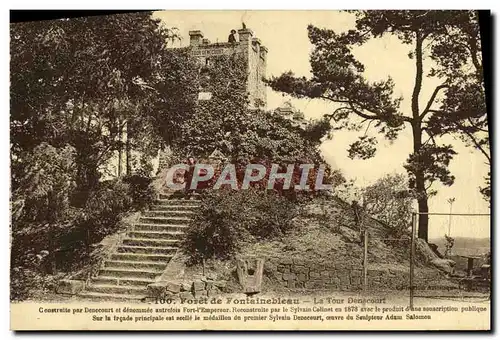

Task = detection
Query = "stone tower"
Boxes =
[188,27,268,108]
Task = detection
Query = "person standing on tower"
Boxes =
[228,29,237,44]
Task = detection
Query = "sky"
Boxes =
[153,10,491,239]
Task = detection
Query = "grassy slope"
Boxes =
[240,197,413,269]
[183,197,446,293]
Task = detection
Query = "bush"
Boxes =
[10,177,139,295]
[362,173,414,238]
[80,179,133,243]
[182,188,299,263]
[123,174,156,211]
[11,144,158,300]
[12,143,77,225]
[10,251,57,301]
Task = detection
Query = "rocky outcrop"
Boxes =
[415,238,456,274]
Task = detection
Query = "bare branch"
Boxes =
[425,181,434,192]
[421,126,436,143]
[467,117,489,133]
[316,88,415,125]
[420,84,448,119]
[459,125,491,164]
[348,102,380,121]
[325,106,351,120]
[363,120,374,136]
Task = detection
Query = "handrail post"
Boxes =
[363,230,368,297]
[410,212,417,309]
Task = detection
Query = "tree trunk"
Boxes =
[411,124,429,241]
[126,121,131,175]
[416,174,429,241]
[118,122,123,177]
[411,31,429,242]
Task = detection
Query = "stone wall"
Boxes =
[148,278,227,300]
[265,258,364,291]
[265,257,444,292]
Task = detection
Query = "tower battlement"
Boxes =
[188,27,267,108]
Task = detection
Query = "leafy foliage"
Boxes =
[404,144,456,196]
[182,189,299,262]
[174,54,250,158]
[122,174,156,211]
[444,234,455,258]
[175,54,331,164]
[362,174,415,238]
[10,251,56,301]
[11,13,198,197]
[10,175,154,300]
[347,136,377,160]
[480,171,491,203]
[9,12,191,299]
[12,143,77,224]
[82,180,133,241]
[266,10,487,240]
[425,11,490,202]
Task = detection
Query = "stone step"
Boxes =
[111,252,174,262]
[104,260,168,271]
[143,210,194,218]
[92,276,154,287]
[159,193,200,200]
[128,230,184,240]
[122,238,180,247]
[85,283,148,295]
[133,223,189,233]
[156,198,200,206]
[116,245,178,255]
[99,267,162,280]
[139,216,191,225]
[79,291,145,301]
[151,204,199,212]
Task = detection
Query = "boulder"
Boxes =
[428,243,444,258]
[430,258,456,274]
[56,279,85,295]
[339,226,359,243]
[415,238,439,261]
[192,280,205,291]
[213,280,227,289]
[193,289,207,298]
[181,282,192,292]
[413,239,455,273]
[179,291,194,300]
[166,282,181,294]
[147,282,167,297]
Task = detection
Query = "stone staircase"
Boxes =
[79,195,199,301]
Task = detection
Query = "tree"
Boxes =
[425,11,490,202]
[10,13,200,294]
[173,54,250,158]
[362,174,414,238]
[10,12,198,203]
[12,143,77,225]
[175,54,331,164]
[267,10,486,242]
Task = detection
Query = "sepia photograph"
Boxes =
[9,9,491,330]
